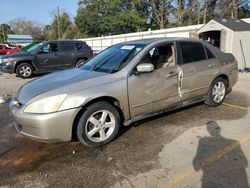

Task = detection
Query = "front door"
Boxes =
[36,42,59,70]
[128,43,181,118]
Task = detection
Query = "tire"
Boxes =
[77,101,121,147]
[75,59,86,68]
[205,77,227,107]
[16,63,34,79]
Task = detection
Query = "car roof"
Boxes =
[57,40,84,42]
[44,40,85,44]
[121,37,205,45]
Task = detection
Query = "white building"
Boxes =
[197,19,250,68]
[80,18,250,68]
[7,34,33,46]
[80,24,203,51]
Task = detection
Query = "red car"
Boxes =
[0,44,20,55]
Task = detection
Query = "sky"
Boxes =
[0,0,79,25]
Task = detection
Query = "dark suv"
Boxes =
[0,40,93,78]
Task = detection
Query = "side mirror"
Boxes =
[136,63,154,73]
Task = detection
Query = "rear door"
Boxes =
[57,41,75,69]
[36,42,59,70]
[74,41,90,58]
[179,41,218,101]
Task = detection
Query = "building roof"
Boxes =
[7,34,33,39]
[214,18,250,31]
[7,34,33,44]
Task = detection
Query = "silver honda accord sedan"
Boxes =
[9,38,238,147]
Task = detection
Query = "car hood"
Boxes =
[17,68,110,104]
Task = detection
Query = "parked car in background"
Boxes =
[0,40,93,78]
[9,38,238,147]
[0,44,20,55]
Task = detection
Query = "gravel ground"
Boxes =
[0,72,250,188]
[0,73,33,96]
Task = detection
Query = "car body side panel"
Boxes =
[180,58,220,101]
[35,52,59,70]
[57,51,75,68]
[127,65,180,118]
[58,78,131,121]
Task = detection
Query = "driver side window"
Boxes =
[41,43,58,53]
[140,43,176,69]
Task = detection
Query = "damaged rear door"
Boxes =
[178,41,216,101]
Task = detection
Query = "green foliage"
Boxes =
[75,0,147,37]
[50,12,71,40]
[0,24,13,43]
[62,25,84,39]
[2,0,250,42]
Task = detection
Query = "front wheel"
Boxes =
[16,63,34,78]
[205,77,227,107]
[75,59,86,68]
[77,101,121,147]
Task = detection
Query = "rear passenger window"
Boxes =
[180,42,207,63]
[74,42,83,50]
[205,46,215,59]
[60,42,74,51]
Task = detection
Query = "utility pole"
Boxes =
[57,6,61,39]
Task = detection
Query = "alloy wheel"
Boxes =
[85,110,116,142]
[212,81,226,103]
[19,66,32,77]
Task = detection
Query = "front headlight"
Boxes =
[24,94,67,113]
[2,58,13,63]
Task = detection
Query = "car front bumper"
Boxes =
[0,62,15,73]
[10,105,80,143]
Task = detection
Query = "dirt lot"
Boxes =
[0,72,250,188]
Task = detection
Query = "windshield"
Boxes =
[81,43,145,73]
[26,43,44,52]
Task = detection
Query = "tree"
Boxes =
[42,25,52,41]
[0,24,13,43]
[238,0,250,18]
[75,0,147,37]
[233,0,239,18]
[63,25,81,39]
[176,0,185,26]
[8,18,44,41]
[50,11,71,40]
[188,0,194,25]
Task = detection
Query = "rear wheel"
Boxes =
[205,77,227,107]
[77,101,121,147]
[16,63,34,79]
